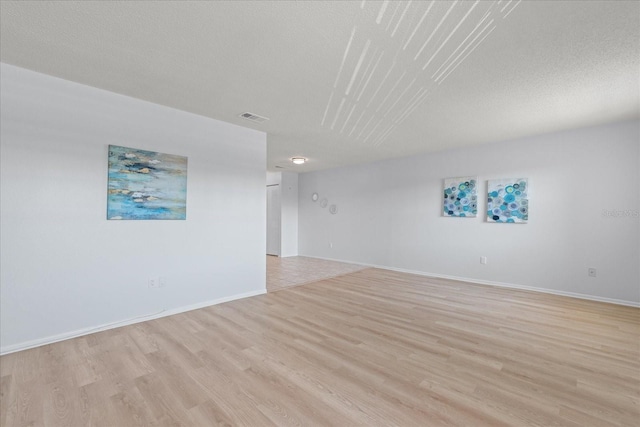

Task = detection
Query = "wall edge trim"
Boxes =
[301,255,640,308]
[0,288,267,356]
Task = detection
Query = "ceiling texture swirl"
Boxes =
[1,1,638,172]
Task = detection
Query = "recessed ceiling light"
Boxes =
[291,157,306,165]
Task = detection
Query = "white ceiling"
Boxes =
[1,1,638,172]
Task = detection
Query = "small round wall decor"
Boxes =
[312,192,319,202]
[329,204,338,215]
[320,198,328,208]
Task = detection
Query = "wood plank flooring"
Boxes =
[1,268,639,426]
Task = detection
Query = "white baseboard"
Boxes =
[302,255,640,308]
[0,289,266,356]
[4,259,637,356]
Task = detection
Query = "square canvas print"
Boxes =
[487,178,528,223]
[443,177,478,217]
[107,145,188,220]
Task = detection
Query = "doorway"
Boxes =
[266,184,281,256]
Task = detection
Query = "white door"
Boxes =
[266,184,281,256]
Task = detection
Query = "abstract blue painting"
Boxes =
[443,177,478,217]
[487,178,528,223]
[107,145,188,220]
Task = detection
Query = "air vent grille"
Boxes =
[239,112,269,123]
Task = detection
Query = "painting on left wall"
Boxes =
[107,145,188,220]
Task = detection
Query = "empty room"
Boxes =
[1,1,638,426]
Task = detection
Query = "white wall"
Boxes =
[266,171,281,186]
[299,121,640,305]
[0,63,267,354]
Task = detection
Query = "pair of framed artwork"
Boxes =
[443,177,529,223]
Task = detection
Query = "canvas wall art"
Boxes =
[487,178,528,223]
[443,177,478,217]
[107,145,188,220]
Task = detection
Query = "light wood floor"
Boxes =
[1,269,639,426]
[266,255,367,292]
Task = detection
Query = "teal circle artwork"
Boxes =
[487,178,528,223]
[444,177,478,217]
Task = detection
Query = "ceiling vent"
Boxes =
[239,112,269,123]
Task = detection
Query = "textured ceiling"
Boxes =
[1,1,638,172]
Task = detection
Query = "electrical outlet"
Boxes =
[480,256,487,265]
[588,268,597,278]
[149,278,158,288]
[159,276,167,288]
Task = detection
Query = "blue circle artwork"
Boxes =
[487,178,528,223]
[443,177,477,217]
